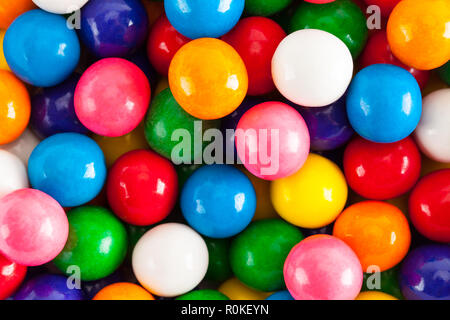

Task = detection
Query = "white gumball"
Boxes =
[132,223,209,297]
[32,0,90,14]
[0,150,29,199]
[272,29,353,107]
[0,129,40,166]
[415,88,450,163]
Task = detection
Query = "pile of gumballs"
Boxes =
[0,0,449,301]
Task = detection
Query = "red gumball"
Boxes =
[409,169,450,243]
[147,14,190,76]
[360,30,429,89]
[344,136,421,200]
[222,17,286,96]
[363,0,401,17]
[0,253,26,300]
[106,150,178,226]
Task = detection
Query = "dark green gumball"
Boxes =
[53,206,128,281]
[204,237,232,283]
[438,61,450,85]
[230,219,303,292]
[362,266,404,299]
[176,289,229,300]
[245,0,292,17]
[289,0,368,58]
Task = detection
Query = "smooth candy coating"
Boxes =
[28,133,107,207]
[0,150,28,199]
[74,58,151,137]
[3,10,80,87]
[32,0,89,13]
[13,274,84,300]
[0,188,68,266]
[0,0,36,29]
[346,64,422,143]
[265,290,294,300]
[204,237,232,283]
[0,253,27,300]
[272,29,353,107]
[218,277,271,300]
[176,290,229,300]
[284,235,363,300]
[93,283,154,300]
[132,223,209,297]
[0,129,40,166]
[244,0,292,16]
[356,291,398,300]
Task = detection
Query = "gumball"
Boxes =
[271,154,348,229]
[272,29,353,107]
[180,165,256,238]
[409,170,450,243]
[0,129,40,166]
[0,70,31,145]
[204,237,232,283]
[0,30,10,71]
[176,290,229,300]
[414,89,450,163]
[93,283,154,300]
[82,272,123,299]
[346,64,422,143]
[0,150,28,199]
[3,10,80,87]
[0,0,36,29]
[132,223,209,297]
[107,150,178,226]
[387,0,450,70]
[32,0,89,13]
[74,58,151,137]
[333,201,411,272]
[363,0,400,17]
[79,0,148,58]
[266,290,294,300]
[218,278,271,300]
[0,188,68,266]
[28,133,107,207]
[53,206,128,281]
[360,30,429,89]
[362,267,403,299]
[356,291,398,300]
[438,61,450,85]
[169,38,248,120]
[230,219,303,292]
[164,0,244,39]
[222,17,286,96]
[0,253,27,300]
[343,137,421,200]
[284,235,363,300]
[235,102,310,180]
[13,274,84,300]
[147,14,190,76]
[245,0,292,16]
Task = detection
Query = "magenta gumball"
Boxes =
[0,189,68,266]
[284,235,363,300]
[235,102,310,180]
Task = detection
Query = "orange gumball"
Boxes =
[0,70,30,145]
[333,201,411,272]
[387,0,450,70]
[169,38,248,120]
[0,0,36,29]
[93,282,155,300]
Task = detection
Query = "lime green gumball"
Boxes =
[176,289,229,300]
[204,237,233,283]
[245,0,292,17]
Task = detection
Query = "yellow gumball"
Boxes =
[0,30,10,71]
[356,291,398,300]
[218,278,271,300]
[271,153,348,229]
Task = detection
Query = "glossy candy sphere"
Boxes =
[266,290,294,300]
[79,0,148,58]
[0,0,36,29]
[222,17,286,96]
[235,102,310,180]
[132,223,209,297]
[0,30,10,71]
[230,219,303,292]
[272,29,353,107]
[271,154,348,229]
[107,150,178,226]
[284,235,363,300]
[164,0,244,39]
[204,237,232,283]
[13,274,84,300]
[0,70,31,145]
[333,201,411,272]
[356,291,398,300]
[176,290,229,300]
[53,206,128,281]
[181,165,256,238]
[218,277,271,300]
[169,38,248,120]
[0,150,28,199]
[31,74,88,138]
[3,10,80,87]
[0,129,40,166]
[363,0,400,17]
[74,58,150,137]
[244,0,292,16]
[28,133,107,207]
[415,89,450,163]
[409,170,450,243]
[32,0,89,14]
[0,188,68,266]
[0,253,27,300]
[399,245,450,300]
[343,137,421,200]
[438,61,450,85]
[346,64,422,143]
[387,0,450,70]
[93,283,154,300]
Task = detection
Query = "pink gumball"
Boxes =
[74,58,151,137]
[0,189,68,266]
[235,101,310,180]
[284,235,363,300]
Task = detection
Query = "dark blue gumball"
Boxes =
[14,274,84,300]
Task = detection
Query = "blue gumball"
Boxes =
[346,64,422,143]
[164,0,245,39]
[79,0,149,58]
[181,164,256,238]
[266,290,295,300]
[3,10,80,87]
[28,133,107,207]
[14,274,84,300]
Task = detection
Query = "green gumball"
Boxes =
[438,61,450,85]
[362,266,404,299]
[176,289,229,300]
[245,0,292,17]
[204,237,233,283]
